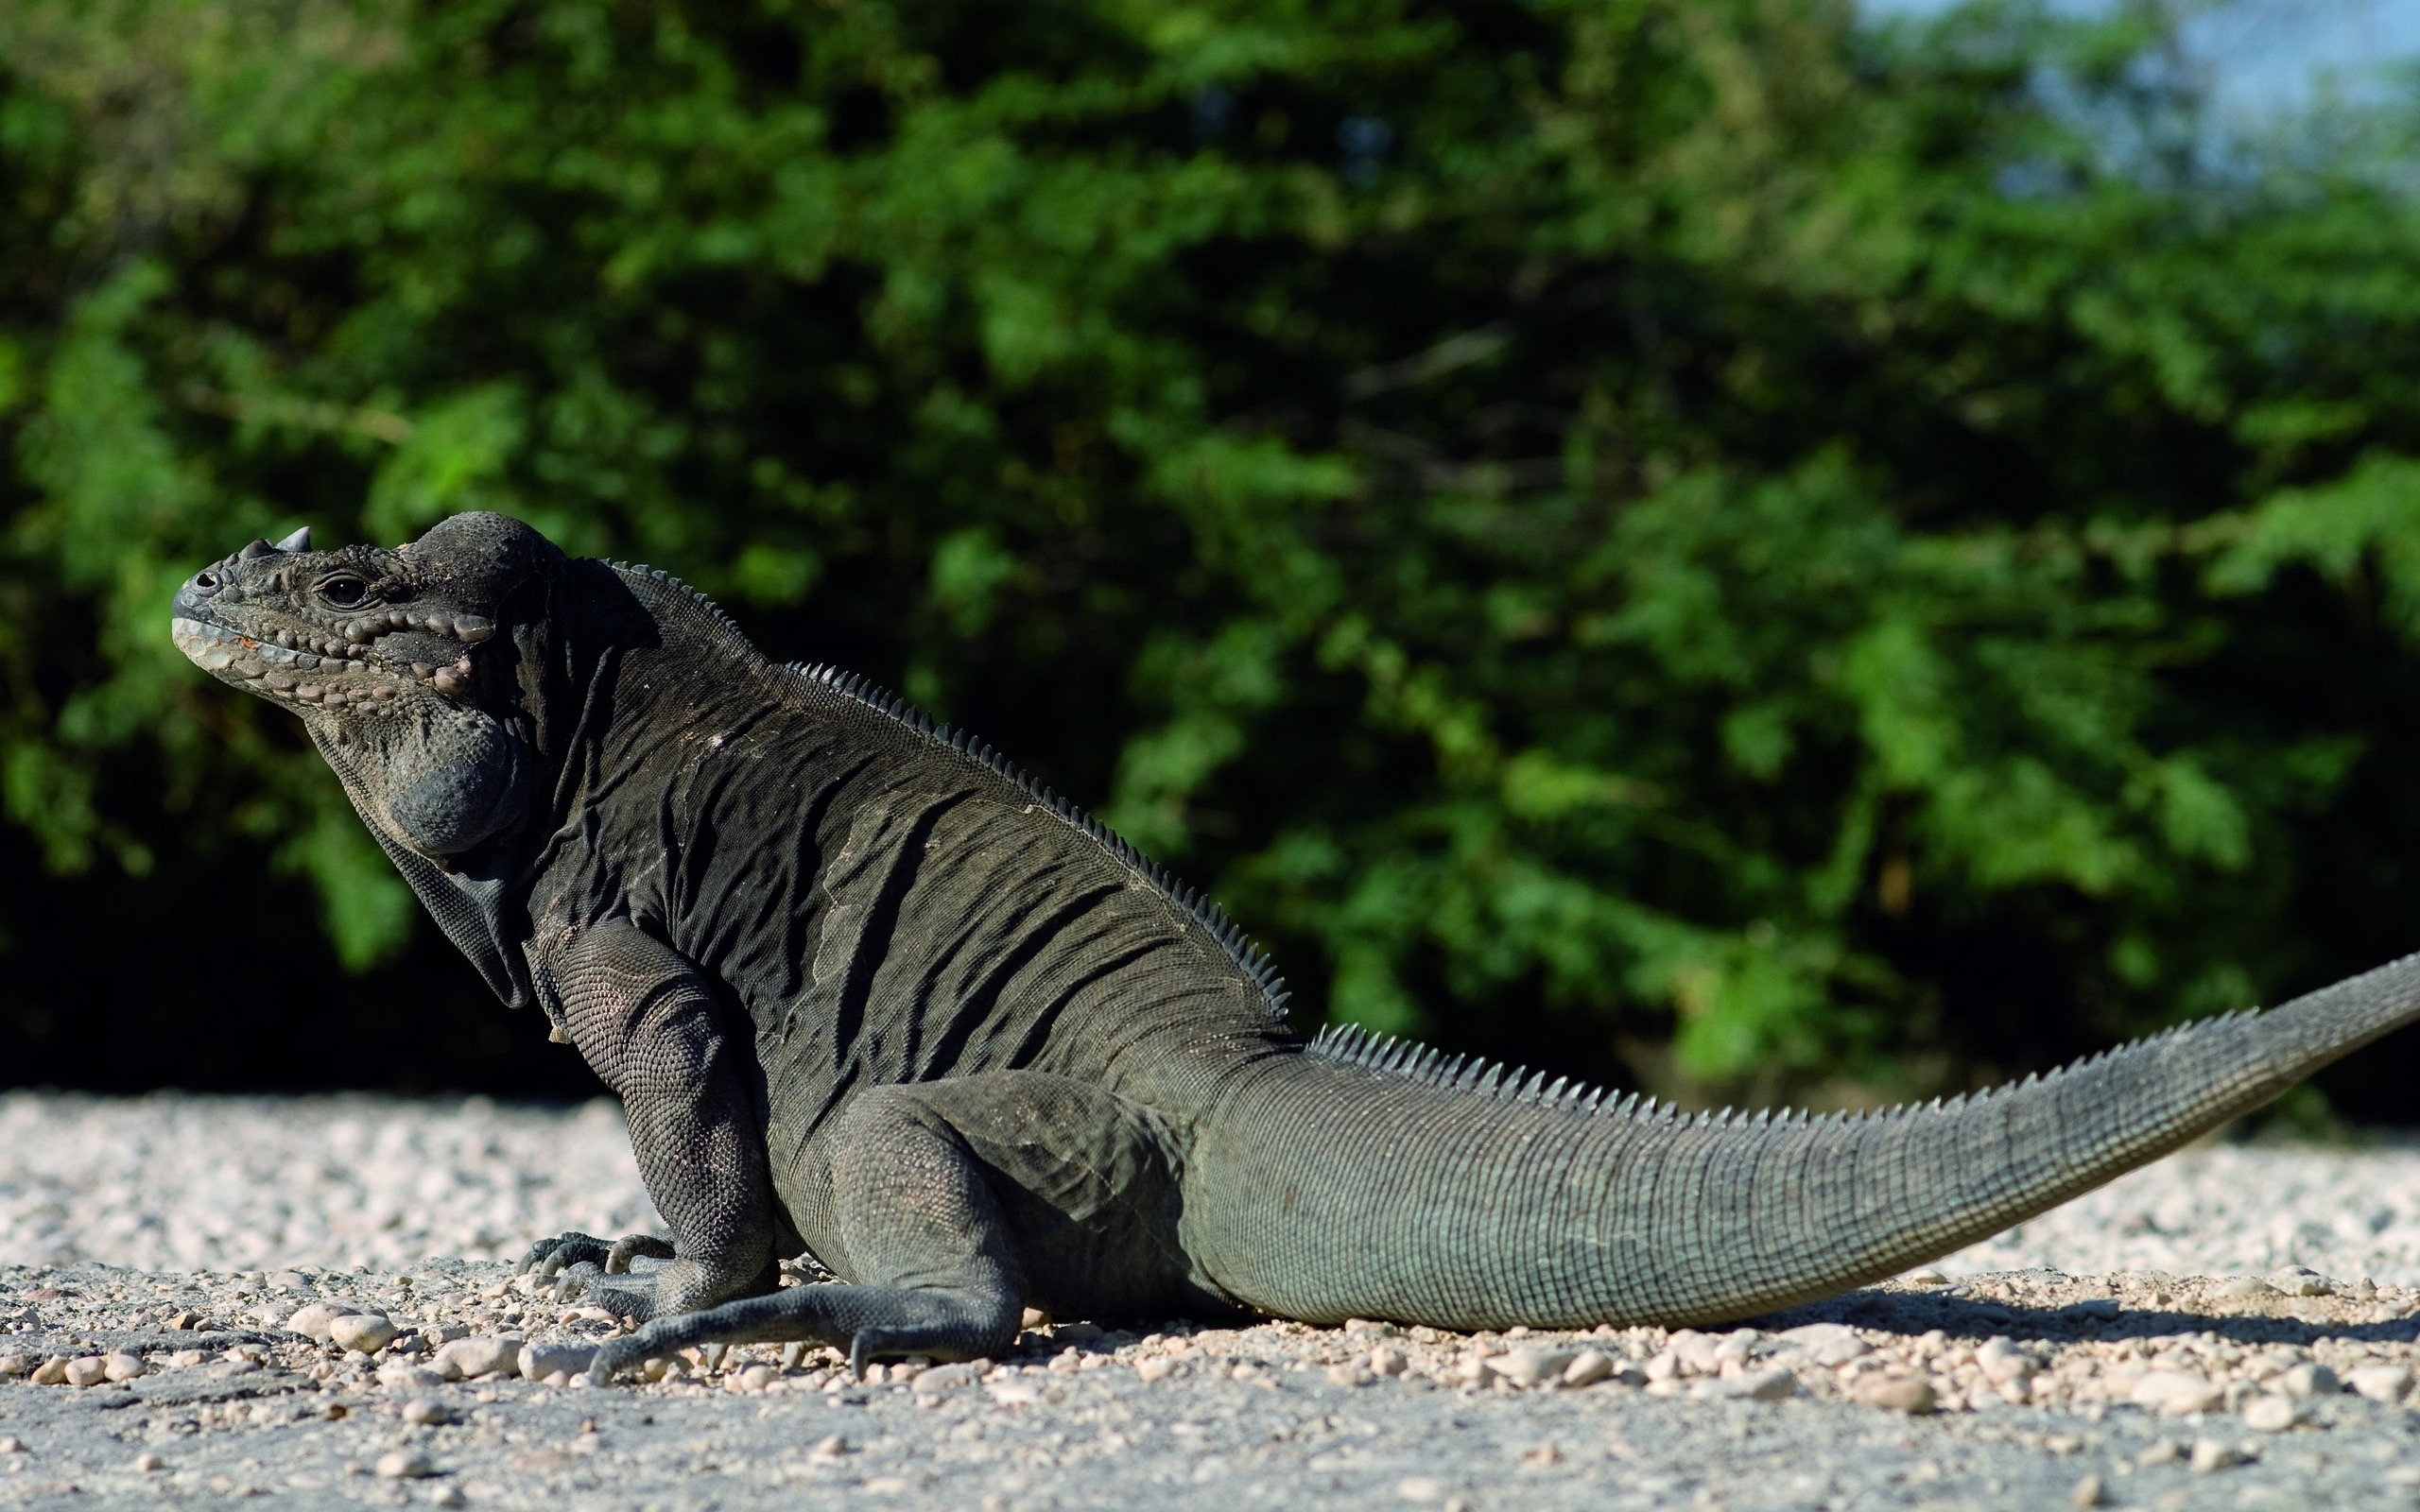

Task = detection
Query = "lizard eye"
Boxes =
[317,573,372,609]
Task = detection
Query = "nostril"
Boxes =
[193,571,218,591]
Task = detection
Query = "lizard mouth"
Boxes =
[173,615,411,711]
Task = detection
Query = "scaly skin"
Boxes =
[172,513,2420,1382]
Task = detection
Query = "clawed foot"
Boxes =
[584,1306,805,1386]
[518,1231,678,1320]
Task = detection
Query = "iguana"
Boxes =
[173,512,2420,1381]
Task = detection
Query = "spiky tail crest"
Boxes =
[1182,953,2420,1329]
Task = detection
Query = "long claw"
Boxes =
[605,1234,677,1274]
[848,1334,868,1382]
[700,1343,727,1372]
[782,1342,806,1370]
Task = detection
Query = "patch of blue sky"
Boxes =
[1862,0,2419,121]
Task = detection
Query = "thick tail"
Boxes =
[1182,951,2420,1330]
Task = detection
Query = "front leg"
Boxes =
[526,919,775,1320]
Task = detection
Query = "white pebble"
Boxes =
[1134,1357,1177,1383]
[1695,1367,1795,1401]
[374,1451,435,1479]
[329,1313,398,1353]
[2270,1267,2333,1297]
[436,1335,523,1380]
[1776,1322,1869,1366]
[2188,1437,2247,1472]
[2133,1371,2225,1416]
[1487,1348,1577,1388]
[285,1302,360,1341]
[2279,1362,2341,1399]
[2241,1395,2302,1433]
[102,1352,146,1383]
[2349,1365,2414,1404]
[910,1362,984,1395]
[379,1362,448,1392]
[517,1341,596,1382]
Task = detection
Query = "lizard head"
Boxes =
[172,511,564,860]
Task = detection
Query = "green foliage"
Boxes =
[9,0,2420,1104]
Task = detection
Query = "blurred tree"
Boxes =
[7,0,2420,1113]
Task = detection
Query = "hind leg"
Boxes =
[587,1085,1024,1382]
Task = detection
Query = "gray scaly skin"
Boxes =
[172,513,2420,1382]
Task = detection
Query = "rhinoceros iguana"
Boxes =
[170,511,2420,1380]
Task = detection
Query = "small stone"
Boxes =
[2241,1395,2302,1433]
[0,1355,29,1378]
[379,1362,448,1392]
[2278,1362,2341,1399]
[1325,1364,1372,1387]
[374,1451,435,1480]
[2188,1437,2247,1472]
[1975,1337,2039,1386]
[1488,1348,1577,1388]
[268,1271,314,1293]
[436,1335,523,1380]
[428,1486,467,1508]
[910,1362,984,1395]
[809,1435,848,1458]
[132,1453,164,1473]
[401,1400,451,1426]
[2135,1440,2180,1467]
[1134,1357,1177,1383]
[285,1302,359,1341]
[518,1341,596,1383]
[28,1358,66,1385]
[735,1365,776,1393]
[2071,1472,2104,1508]
[1696,1367,1794,1401]
[1902,1267,1948,1286]
[2131,1370,2224,1416]
[1850,1374,1937,1414]
[0,1439,21,1453]
[329,1314,399,1354]
[2217,1276,2276,1300]
[1371,1346,1409,1378]
[1396,1475,1447,1502]
[2269,1267,2332,1297]
[2348,1365,2413,1403]
[102,1353,146,1383]
[61,1357,108,1388]
[1775,1322,1869,1366]
[1561,1349,1615,1387]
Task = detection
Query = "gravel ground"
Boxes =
[7,1093,2420,1509]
